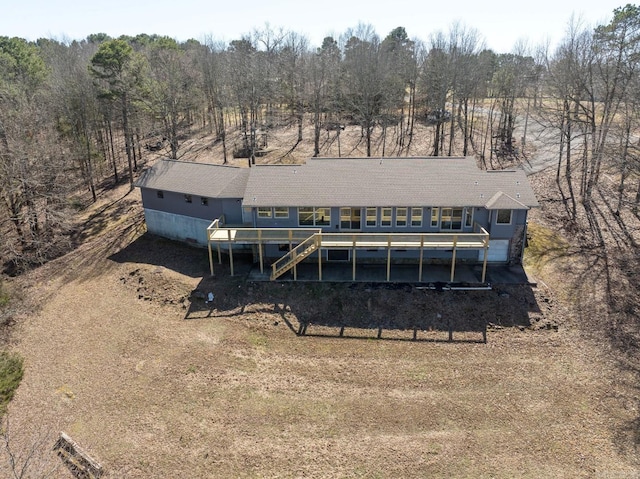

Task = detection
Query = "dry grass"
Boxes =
[2,120,639,478]
[0,188,635,478]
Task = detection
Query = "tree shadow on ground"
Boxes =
[184,259,543,344]
[108,233,211,279]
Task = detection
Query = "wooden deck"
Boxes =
[206,218,490,283]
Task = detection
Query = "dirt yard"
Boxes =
[1,114,639,477]
[0,177,637,478]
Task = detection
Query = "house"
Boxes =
[135,157,538,282]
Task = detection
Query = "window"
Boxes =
[366,207,377,227]
[201,197,209,206]
[340,207,361,230]
[395,207,407,227]
[381,208,392,227]
[274,207,289,218]
[298,207,314,226]
[258,207,272,218]
[465,207,473,227]
[298,207,331,226]
[431,207,439,227]
[157,190,164,199]
[316,207,331,226]
[496,209,512,224]
[184,194,192,203]
[411,207,422,227]
[441,207,463,230]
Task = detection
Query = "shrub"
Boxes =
[0,351,24,415]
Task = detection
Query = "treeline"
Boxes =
[0,5,639,270]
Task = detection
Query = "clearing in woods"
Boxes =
[2,122,640,477]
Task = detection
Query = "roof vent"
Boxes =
[474,181,479,186]
[516,193,521,198]
[480,193,484,199]
[516,180,521,185]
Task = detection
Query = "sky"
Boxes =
[0,0,627,53]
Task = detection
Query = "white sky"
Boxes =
[0,0,625,53]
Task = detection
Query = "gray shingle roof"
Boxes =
[242,157,538,208]
[136,157,539,209]
[135,160,249,198]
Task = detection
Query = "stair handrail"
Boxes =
[271,232,321,278]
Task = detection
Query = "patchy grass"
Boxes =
[523,221,570,275]
[0,351,23,415]
[0,282,8,308]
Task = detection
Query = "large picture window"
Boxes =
[440,207,463,230]
[298,207,331,226]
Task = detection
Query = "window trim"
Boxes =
[257,207,272,218]
[464,207,473,228]
[298,207,331,226]
[366,207,377,227]
[411,207,422,227]
[431,207,439,227]
[395,207,408,227]
[381,207,392,227]
[496,209,512,225]
[274,207,289,219]
[440,207,463,231]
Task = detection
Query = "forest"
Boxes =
[0,4,639,272]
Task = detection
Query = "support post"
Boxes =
[318,238,322,281]
[208,240,214,276]
[352,235,357,281]
[228,241,234,276]
[482,237,489,283]
[450,237,457,282]
[258,230,264,274]
[293,249,297,281]
[418,236,424,282]
[386,236,392,282]
[217,243,222,264]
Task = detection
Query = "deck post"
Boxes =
[217,243,222,264]
[418,236,424,282]
[208,239,214,276]
[318,242,322,281]
[481,237,489,283]
[450,236,457,282]
[258,230,264,274]
[352,235,357,281]
[293,249,298,281]
[386,236,392,282]
[227,229,234,276]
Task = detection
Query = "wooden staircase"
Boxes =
[270,233,320,280]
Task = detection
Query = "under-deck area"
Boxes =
[207,219,493,283]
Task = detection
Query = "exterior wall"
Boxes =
[253,206,485,234]
[140,188,243,223]
[143,208,212,246]
[487,209,528,239]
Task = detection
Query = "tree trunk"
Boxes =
[121,93,134,190]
